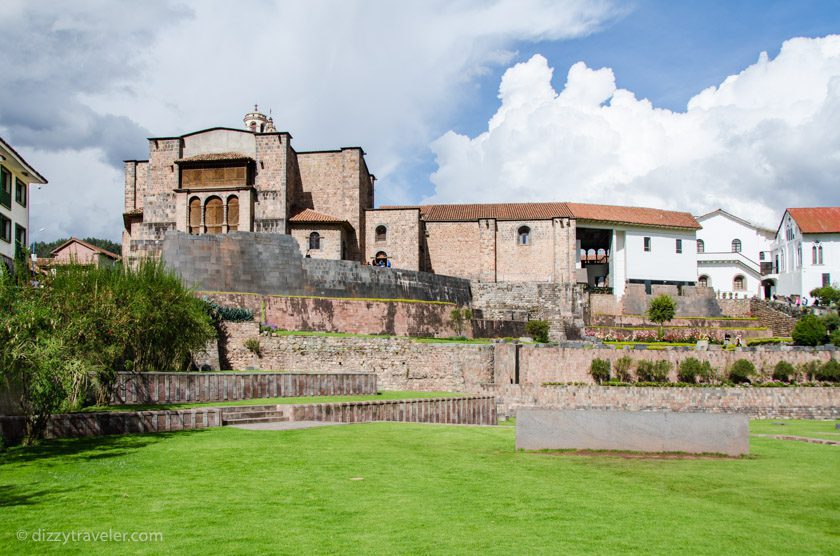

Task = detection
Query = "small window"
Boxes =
[643,237,651,252]
[823,273,831,287]
[733,275,745,291]
[0,214,11,242]
[759,251,765,261]
[675,239,682,254]
[309,231,321,250]
[731,239,741,253]
[14,224,26,258]
[818,245,824,265]
[15,178,26,207]
[375,225,387,242]
[696,239,704,253]
[0,166,11,209]
[517,226,530,245]
[698,275,709,288]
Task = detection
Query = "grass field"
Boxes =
[1,421,838,554]
[83,391,463,412]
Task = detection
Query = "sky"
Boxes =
[1,0,839,243]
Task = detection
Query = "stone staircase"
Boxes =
[221,405,290,426]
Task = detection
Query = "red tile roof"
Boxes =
[418,202,574,222]
[380,201,699,229]
[566,202,700,230]
[786,207,840,234]
[289,208,349,225]
[175,152,253,164]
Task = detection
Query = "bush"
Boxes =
[636,360,671,383]
[815,359,840,382]
[772,361,795,382]
[0,260,215,444]
[792,315,827,346]
[729,359,756,384]
[799,360,821,381]
[677,358,712,384]
[832,328,840,348]
[244,338,262,357]
[613,356,634,382]
[525,320,550,343]
[810,285,840,307]
[590,358,611,383]
[820,312,839,333]
[647,295,677,326]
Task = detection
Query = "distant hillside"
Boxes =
[34,238,121,258]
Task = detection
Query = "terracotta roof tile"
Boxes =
[175,152,253,163]
[289,208,349,225]
[566,202,700,229]
[786,207,840,234]
[418,202,574,222]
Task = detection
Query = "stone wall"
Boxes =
[111,372,377,405]
[223,323,495,391]
[750,298,797,336]
[163,231,472,304]
[208,294,466,338]
[620,284,749,317]
[365,208,421,270]
[287,396,496,426]
[470,282,583,340]
[485,384,840,419]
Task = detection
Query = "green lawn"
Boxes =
[1,421,838,554]
[751,419,840,441]
[83,391,464,412]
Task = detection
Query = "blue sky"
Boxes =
[1,0,839,240]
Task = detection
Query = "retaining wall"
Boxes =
[486,384,840,419]
[163,231,471,304]
[0,396,496,443]
[111,372,377,405]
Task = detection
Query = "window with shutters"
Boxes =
[204,196,223,234]
[227,196,239,232]
[189,197,201,234]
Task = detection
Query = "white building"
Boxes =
[770,207,840,301]
[0,137,47,269]
[695,209,774,299]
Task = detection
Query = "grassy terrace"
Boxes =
[1,420,838,554]
[83,391,464,412]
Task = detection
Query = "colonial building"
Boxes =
[694,209,775,299]
[0,136,47,269]
[122,106,375,265]
[44,237,121,268]
[366,202,700,298]
[124,108,702,299]
[769,207,840,301]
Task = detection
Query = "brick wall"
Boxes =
[425,221,483,279]
[485,384,840,419]
[111,371,377,405]
[364,208,420,270]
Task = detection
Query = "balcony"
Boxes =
[696,251,761,274]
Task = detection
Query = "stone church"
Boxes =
[123,108,700,298]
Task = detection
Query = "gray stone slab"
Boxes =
[228,420,352,431]
[515,408,749,456]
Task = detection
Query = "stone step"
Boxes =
[220,405,282,415]
[223,410,287,420]
[223,416,289,425]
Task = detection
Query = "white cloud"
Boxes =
[428,36,840,227]
[0,0,619,240]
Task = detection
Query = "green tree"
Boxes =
[524,320,550,343]
[809,285,840,307]
[647,295,677,338]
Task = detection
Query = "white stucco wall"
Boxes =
[772,211,840,299]
[624,229,697,283]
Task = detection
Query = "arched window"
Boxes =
[204,196,223,234]
[731,239,742,253]
[818,245,824,265]
[733,275,745,291]
[518,226,530,245]
[374,251,389,267]
[698,275,709,288]
[189,197,201,235]
[375,225,387,242]
[227,196,239,232]
[696,239,704,253]
[309,232,321,250]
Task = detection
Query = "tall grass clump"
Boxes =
[0,259,215,444]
